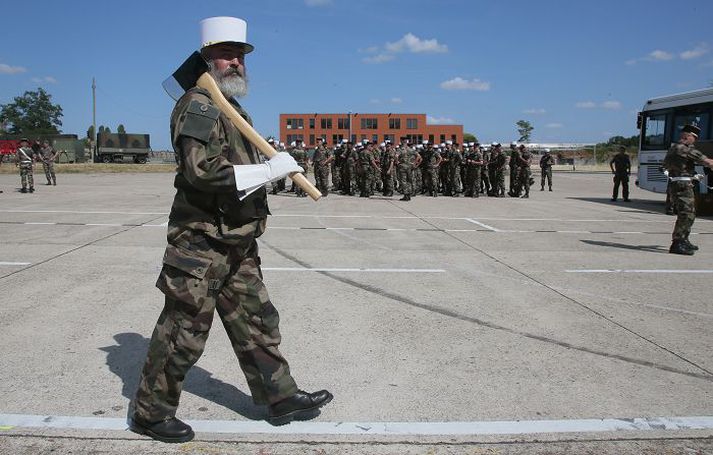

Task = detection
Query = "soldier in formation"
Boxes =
[662,124,713,255]
[311,137,333,196]
[15,138,35,193]
[290,139,309,197]
[39,139,58,186]
[539,148,554,191]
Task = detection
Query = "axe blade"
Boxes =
[161,51,209,100]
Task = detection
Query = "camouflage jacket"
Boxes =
[168,87,268,246]
[663,143,707,177]
[312,145,331,168]
[40,145,57,163]
[16,147,34,164]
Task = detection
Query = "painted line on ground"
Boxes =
[0,262,31,266]
[0,209,167,215]
[464,218,500,232]
[1,413,713,436]
[263,267,446,273]
[567,269,713,274]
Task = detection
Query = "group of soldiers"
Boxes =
[14,138,59,193]
[269,137,556,200]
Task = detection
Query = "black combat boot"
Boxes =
[669,240,694,255]
[129,416,195,443]
[399,194,411,201]
[683,238,699,251]
[29,187,35,193]
[540,186,544,191]
[268,390,333,426]
[549,186,552,191]
[21,188,27,193]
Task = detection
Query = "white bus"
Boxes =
[637,87,713,212]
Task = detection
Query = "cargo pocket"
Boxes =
[156,245,214,321]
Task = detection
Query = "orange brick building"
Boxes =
[279,113,463,147]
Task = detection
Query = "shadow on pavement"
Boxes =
[581,239,669,253]
[99,332,266,420]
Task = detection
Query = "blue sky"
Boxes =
[1,0,712,149]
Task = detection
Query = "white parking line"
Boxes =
[0,262,31,266]
[567,269,713,274]
[464,218,500,232]
[263,267,446,273]
[1,413,712,436]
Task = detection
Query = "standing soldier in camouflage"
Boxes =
[39,139,58,186]
[15,138,35,193]
[508,142,521,197]
[489,143,506,197]
[480,145,491,196]
[517,143,532,198]
[341,141,356,195]
[311,137,333,196]
[663,124,713,255]
[381,142,396,196]
[609,145,631,202]
[358,141,377,197]
[130,17,332,444]
[332,142,343,193]
[539,148,554,191]
[291,139,309,197]
[425,143,442,197]
[464,143,483,197]
[396,136,421,201]
[447,141,462,197]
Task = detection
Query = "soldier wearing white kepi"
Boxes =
[15,138,35,193]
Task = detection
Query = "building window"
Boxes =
[309,134,315,146]
[338,118,350,130]
[332,134,338,144]
[321,118,333,129]
[286,134,304,144]
[406,118,418,129]
[309,118,315,129]
[361,118,378,129]
[389,118,401,129]
[286,118,304,130]
[372,134,378,143]
[451,134,457,143]
[384,134,395,143]
[440,134,446,144]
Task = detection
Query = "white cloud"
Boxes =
[362,53,394,64]
[523,108,546,115]
[0,63,27,74]
[305,0,332,6]
[385,33,448,54]
[680,44,708,60]
[648,50,674,61]
[390,97,402,104]
[440,77,490,91]
[576,101,596,109]
[545,123,563,128]
[601,100,621,110]
[359,46,379,54]
[32,76,57,84]
[369,98,381,104]
[428,116,455,125]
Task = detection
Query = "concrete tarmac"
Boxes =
[0,172,712,454]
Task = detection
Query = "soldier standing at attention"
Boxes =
[480,145,491,196]
[381,142,396,197]
[311,137,333,196]
[663,124,713,255]
[39,139,58,186]
[396,136,421,201]
[15,138,35,193]
[340,141,356,195]
[508,142,520,197]
[539,148,554,191]
[517,143,532,198]
[490,143,507,197]
[609,145,631,202]
[130,17,332,444]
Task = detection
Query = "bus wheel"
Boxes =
[102,155,112,163]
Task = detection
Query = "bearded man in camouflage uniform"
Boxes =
[130,17,332,444]
[663,124,713,255]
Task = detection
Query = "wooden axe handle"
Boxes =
[196,72,322,201]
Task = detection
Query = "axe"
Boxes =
[163,51,321,201]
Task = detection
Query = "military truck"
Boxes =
[96,132,151,163]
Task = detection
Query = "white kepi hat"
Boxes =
[200,17,254,54]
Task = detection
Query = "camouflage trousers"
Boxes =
[42,161,56,184]
[612,174,629,200]
[540,168,552,189]
[133,230,298,422]
[331,163,341,190]
[426,167,439,196]
[670,181,696,242]
[314,166,330,195]
[19,163,34,189]
[397,165,413,196]
[464,166,480,197]
[381,169,394,195]
[517,167,531,195]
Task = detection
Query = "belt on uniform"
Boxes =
[669,176,693,182]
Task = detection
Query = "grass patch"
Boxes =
[0,163,176,174]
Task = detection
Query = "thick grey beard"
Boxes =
[207,61,248,98]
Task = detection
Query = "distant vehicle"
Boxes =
[96,132,151,164]
[637,87,713,213]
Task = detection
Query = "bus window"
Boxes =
[672,112,710,142]
[643,113,667,148]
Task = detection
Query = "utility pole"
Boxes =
[92,77,96,162]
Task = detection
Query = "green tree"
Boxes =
[117,124,126,134]
[0,88,63,135]
[463,132,478,144]
[516,120,533,143]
